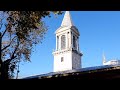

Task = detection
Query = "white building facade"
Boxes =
[102,53,120,65]
[103,60,120,65]
[52,11,83,72]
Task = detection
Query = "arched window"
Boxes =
[61,35,66,50]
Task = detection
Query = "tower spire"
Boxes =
[53,11,82,72]
[61,11,74,27]
[102,52,106,65]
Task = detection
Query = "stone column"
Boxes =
[78,37,80,51]
[66,33,68,49]
[56,35,57,50]
[77,37,79,51]
[59,35,61,50]
[71,32,73,49]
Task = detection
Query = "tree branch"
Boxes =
[1,28,7,38]
[1,36,17,51]
[0,20,3,30]
[4,38,19,63]
[4,47,18,64]
[1,21,12,38]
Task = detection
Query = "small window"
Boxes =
[61,57,64,62]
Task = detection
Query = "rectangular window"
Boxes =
[61,57,64,62]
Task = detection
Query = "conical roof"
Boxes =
[61,11,74,27]
[55,11,79,35]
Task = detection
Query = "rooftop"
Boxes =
[22,65,120,80]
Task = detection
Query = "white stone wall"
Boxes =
[53,51,72,72]
[72,52,81,69]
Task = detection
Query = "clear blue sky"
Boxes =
[18,11,120,78]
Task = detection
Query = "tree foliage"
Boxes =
[0,11,62,79]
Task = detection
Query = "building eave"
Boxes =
[21,65,120,79]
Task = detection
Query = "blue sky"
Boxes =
[18,11,120,78]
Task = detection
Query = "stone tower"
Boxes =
[52,11,83,72]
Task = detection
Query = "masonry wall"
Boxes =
[54,51,72,72]
[72,51,81,69]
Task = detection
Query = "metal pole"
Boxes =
[0,32,1,60]
[0,32,2,79]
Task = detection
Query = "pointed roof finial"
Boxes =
[61,11,74,27]
[102,51,106,65]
